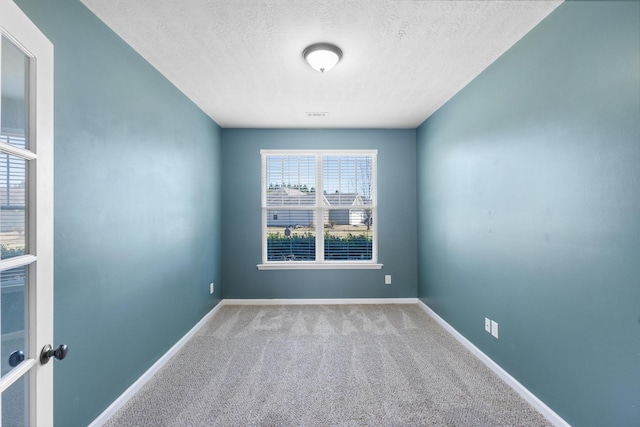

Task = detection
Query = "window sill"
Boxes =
[257,262,383,270]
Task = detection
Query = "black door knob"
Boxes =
[9,350,25,367]
[40,344,68,365]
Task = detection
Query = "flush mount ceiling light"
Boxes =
[303,43,343,73]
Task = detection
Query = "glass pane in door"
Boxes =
[0,1,54,424]
[0,155,26,259]
[0,266,27,378]
[1,371,28,426]
[1,36,29,149]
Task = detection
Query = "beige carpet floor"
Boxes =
[105,304,552,426]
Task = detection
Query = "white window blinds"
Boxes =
[264,154,317,261]
[322,154,375,261]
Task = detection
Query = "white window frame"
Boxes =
[258,149,382,270]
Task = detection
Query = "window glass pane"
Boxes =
[1,266,27,379]
[1,36,30,149]
[266,155,315,206]
[267,210,316,261]
[1,370,28,426]
[0,154,27,259]
[323,155,373,206]
[324,211,373,260]
[323,154,374,261]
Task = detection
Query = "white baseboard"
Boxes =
[416,300,571,427]
[222,297,419,305]
[88,302,224,427]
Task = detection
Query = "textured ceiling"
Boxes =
[80,0,562,128]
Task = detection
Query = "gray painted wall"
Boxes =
[221,129,417,299]
[14,1,223,426]
[416,2,640,426]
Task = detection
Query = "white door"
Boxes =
[0,0,54,425]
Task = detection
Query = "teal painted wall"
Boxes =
[416,2,640,426]
[14,1,223,426]
[221,129,417,299]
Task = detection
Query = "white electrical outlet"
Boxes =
[385,275,392,285]
[485,318,491,333]
[491,320,499,338]
[209,283,214,294]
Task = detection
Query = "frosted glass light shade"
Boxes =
[303,43,342,73]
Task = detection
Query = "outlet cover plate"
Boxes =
[385,275,392,285]
[491,320,499,338]
[485,318,491,333]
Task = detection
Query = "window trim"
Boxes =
[258,149,382,270]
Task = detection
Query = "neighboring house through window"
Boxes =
[258,150,382,270]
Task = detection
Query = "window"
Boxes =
[259,150,381,270]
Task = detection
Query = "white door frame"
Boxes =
[0,0,54,425]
